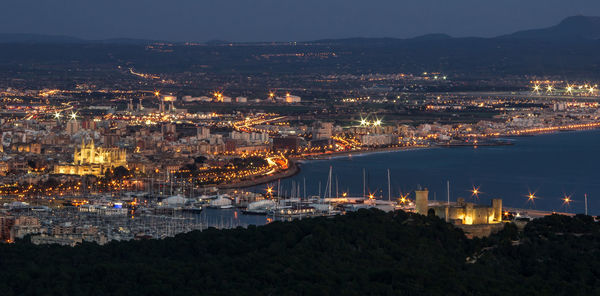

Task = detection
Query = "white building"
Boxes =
[360,134,396,146]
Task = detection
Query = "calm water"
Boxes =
[250,130,600,216]
[198,208,270,227]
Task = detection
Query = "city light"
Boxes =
[399,193,409,204]
[70,112,78,120]
[359,117,368,126]
[526,192,537,205]
[566,84,573,94]
[562,195,572,206]
[373,118,382,127]
[471,186,480,198]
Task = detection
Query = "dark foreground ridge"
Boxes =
[1,210,599,295]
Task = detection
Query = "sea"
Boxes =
[205,129,600,227]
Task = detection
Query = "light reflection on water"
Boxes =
[249,130,600,216]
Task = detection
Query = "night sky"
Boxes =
[2,0,598,41]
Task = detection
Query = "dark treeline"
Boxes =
[0,210,599,295]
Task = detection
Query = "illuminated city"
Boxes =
[0,3,600,294]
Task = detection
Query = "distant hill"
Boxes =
[502,15,600,40]
[409,33,453,41]
[2,16,600,45]
[318,16,600,45]
[0,34,158,44]
[0,33,84,44]
[97,38,159,45]
[312,34,453,46]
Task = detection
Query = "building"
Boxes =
[273,136,301,152]
[65,120,81,135]
[54,139,127,176]
[10,216,42,241]
[197,127,210,140]
[415,189,429,215]
[359,134,396,146]
[162,95,177,102]
[31,235,82,247]
[314,122,333,139]
[285,94,301,103]
[0,215,15,242]
[275,94,301,103]
[415,189,503,225]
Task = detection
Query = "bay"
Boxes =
[266,129,600,216]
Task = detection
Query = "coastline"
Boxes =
[220,127,600,190]
[297,145,430,162]
[218,146,429,189]
[217,160,301,189]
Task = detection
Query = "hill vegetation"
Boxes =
[0,210,599,295]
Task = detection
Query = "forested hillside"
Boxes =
[0,210,598,295]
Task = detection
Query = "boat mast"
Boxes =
[335,175,339,198]
[585,193,588,215]
[328,166,332,199]
[447,180,450,206]
[303,177,306,200]
[387,169,391,201]
[363,168,366,198]
[318,181,321,199]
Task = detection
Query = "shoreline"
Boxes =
[217,160,301,189]
[219,127,600,190]
[297,145,430,161]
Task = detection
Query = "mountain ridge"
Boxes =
[1,16,599,44]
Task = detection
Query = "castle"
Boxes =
[415,188,503,225]
[54,139,127,176]
[415,188,505,237]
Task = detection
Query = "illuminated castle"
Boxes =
[54,139,127,176]
[415,188,503,225]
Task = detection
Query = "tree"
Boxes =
[112,166,130,179]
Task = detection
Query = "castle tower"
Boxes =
[415,189,429,215]
[492,199,502,222]
[465,203,474,225]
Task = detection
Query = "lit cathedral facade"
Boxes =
[54,140,127,176]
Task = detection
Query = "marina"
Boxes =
[261,129,600,216]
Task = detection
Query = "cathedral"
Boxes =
[54,139,127,176]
